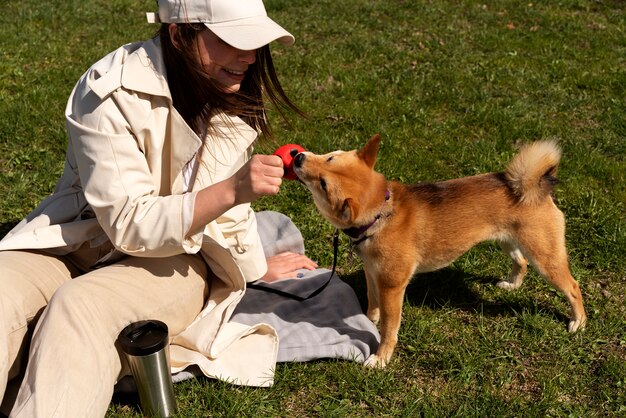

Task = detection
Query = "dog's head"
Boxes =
[293,134,388,230]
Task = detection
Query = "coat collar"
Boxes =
[87,38,171,101]
[121,37,172,99]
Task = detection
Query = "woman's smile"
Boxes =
[222,67,246,82]
[196,29,257,93]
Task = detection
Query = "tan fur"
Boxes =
[293,134,586,368]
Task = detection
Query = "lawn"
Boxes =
[1,0,624,417]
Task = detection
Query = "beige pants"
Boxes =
[0,249,208,417]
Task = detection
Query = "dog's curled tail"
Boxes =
[505,140,561,205]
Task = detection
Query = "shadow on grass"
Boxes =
[340,267,569,324]
[109,389,141,415]
[0,221,19,239]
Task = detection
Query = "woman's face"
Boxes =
[196,28,257,93]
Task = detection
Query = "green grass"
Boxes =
[2,0,625,416]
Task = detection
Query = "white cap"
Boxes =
[146,0,295,50]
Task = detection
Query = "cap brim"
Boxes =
[205,16,294,51]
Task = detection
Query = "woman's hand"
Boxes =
[260,252,318,283]
[190,154,283,234]
[232,154,284,205]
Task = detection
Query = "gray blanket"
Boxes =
[232,211,380,363]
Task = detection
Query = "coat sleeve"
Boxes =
[65,67,201,258]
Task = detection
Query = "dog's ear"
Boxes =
[357,134,381,169]
[341,198,359,223]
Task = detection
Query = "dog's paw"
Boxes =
[568,317,586,333]
[496,280,521,290]
[364,354,387,368]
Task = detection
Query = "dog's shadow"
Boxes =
[340,267,568,324]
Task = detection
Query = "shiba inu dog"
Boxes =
[292,134,586,368]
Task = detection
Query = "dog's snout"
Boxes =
[294,152,305,168]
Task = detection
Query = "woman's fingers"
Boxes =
[233,154,284,204]
[260,252,318,283]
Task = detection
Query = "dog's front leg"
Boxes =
[364,280,407,368]
[364,268,380,324]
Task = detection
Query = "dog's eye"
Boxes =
[327,156,334,162]
[319,178,327,192]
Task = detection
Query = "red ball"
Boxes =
[274,144,306,180]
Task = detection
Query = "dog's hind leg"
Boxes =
[496,240,528,290]
[529,251,586,332]
[517,211,587,332]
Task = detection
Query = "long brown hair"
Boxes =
[158,23,303,139]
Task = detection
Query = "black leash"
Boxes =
[247,229,340,301]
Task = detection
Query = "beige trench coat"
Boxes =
[0,38,279,386]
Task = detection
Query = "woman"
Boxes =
[0,0,316,416]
